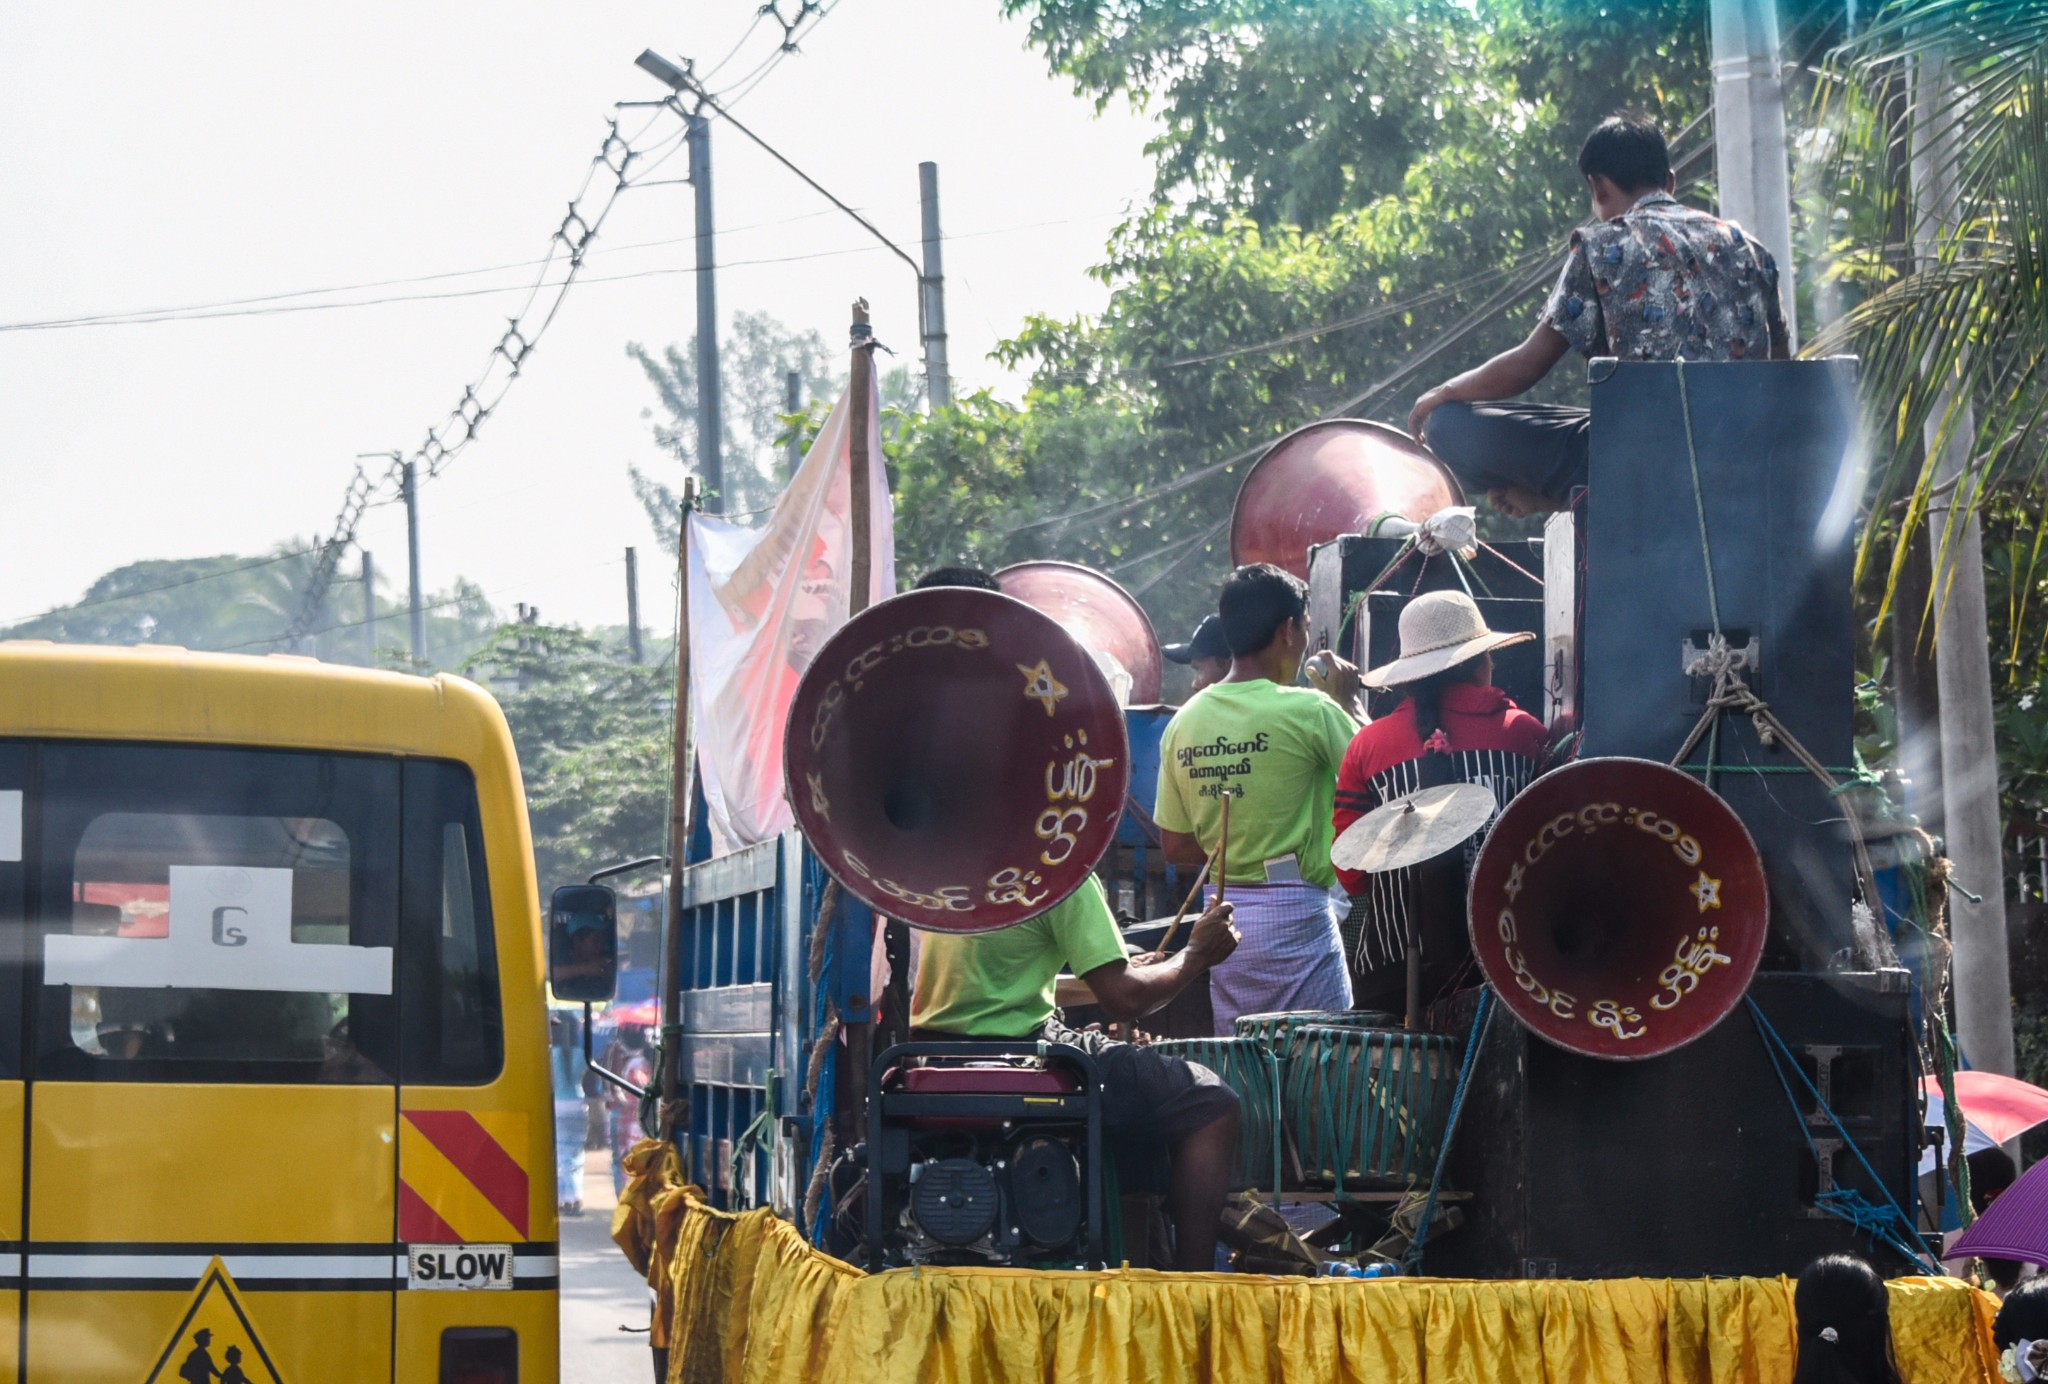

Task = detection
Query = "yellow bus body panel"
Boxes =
[0,644,558,1383]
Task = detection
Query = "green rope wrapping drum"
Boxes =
[1284,1025,1458,1188]
[1147,1036,1282,1193]
[1233,1009,1399,1054]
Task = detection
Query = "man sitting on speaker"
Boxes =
[908,565,1247,1273]
[1406,113,1790,518]
[1333,591,1547,1012]
[1154,563,1365,1034]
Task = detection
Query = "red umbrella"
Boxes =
[1923,1071,2048,1147]
[605,999,661,1027]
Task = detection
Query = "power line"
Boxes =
[1,546,322,630]
[0,206,1099,336]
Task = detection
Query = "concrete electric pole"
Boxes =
[625,546,644,664]
[360,550,377,666]
[1709,0,1799,352]
[919,162,951,409]
[688,112,725,513]
[1913,50,2014,1076]
[401,460,425,665]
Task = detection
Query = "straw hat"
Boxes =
[1361,590,1534,689]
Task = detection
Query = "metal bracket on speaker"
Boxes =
[1682,627,1761,705]
[1805,1137,1845,1219]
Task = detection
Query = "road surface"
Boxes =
[560,1147,660,1384]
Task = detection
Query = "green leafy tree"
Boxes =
[629,310,845,543]
[463,623,673,888]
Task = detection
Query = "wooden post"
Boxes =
[848,298,874,617]
[843,301,875,1125]
[661,477,700,1122]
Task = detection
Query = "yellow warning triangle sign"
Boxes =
[142,1258,285,1384]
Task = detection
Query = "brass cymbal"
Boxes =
[1330,782,1498,873]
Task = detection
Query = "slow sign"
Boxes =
[408,1242,515,1291]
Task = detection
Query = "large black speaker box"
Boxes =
[1580,359,1860,967]
[1306,536,1547,721]
[1427,970,1920,1279]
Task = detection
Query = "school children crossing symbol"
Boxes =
[142,1259,284,1384]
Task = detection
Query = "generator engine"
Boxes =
[863,1042,1106,1270]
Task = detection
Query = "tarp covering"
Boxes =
[685,373,895,852]
[643,1183,2000,1384]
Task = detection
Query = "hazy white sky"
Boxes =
[0,2,1157,635]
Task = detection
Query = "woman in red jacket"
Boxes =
[1332,591,1549,1012]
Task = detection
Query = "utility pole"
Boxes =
[625,546,644,664]
[1913,50,2013,1077]
[918,162,952,409]
[1709,0,1799,351]
[360,550,377,666]
[785,370,804,479]
[401,460,425,665]
[688,112,725,513]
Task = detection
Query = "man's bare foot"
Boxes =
[1488,485,1563,519]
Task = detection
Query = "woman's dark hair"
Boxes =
[1995,1279,2048,1349]
[1792,1255,1905,1384]
[1578,113,1671,194]
[1217,563,1307,657]
[1402,652,1491,750]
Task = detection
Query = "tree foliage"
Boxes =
[462,623,674,889]
[1,549,500,668]
[629,309,845,540]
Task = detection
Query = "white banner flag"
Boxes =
[686,375,895,851]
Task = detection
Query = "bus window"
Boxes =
[35,745,401,1084]
[399,759,503,1085]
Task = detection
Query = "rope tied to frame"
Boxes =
[800,877,843,1240]
[1748,998,1937,1273]
[1403,987,1496,1273]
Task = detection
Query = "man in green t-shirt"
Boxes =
[1156,563,1363,1033]
[911,878,1242,1271]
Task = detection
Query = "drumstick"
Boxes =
[1153,854,1213,956]
[1156,790,1236,954]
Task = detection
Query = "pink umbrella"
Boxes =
[1924,1072,2048,1146]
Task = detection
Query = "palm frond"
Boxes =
[1814,0,2048,623]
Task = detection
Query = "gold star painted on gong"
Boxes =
[1016,660,1069,716]
[1691,870,1722,912]
[807,772,832,822]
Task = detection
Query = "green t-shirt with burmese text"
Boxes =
[1154,679,1357,890]
[910,877,1126,1037]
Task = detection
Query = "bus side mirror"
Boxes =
[548,884,619,1003]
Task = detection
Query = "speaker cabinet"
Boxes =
[1580,359,1860,967]
[1427,970,1919,1279]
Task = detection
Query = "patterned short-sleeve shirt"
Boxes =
[1541,191,1788,363]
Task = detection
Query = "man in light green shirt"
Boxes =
[905,563,1246,1272]
[1156,563,1363,1032]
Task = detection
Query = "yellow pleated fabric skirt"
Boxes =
[652,1189,2001,1384]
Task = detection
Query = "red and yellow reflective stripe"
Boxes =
[397,1111,530,1243]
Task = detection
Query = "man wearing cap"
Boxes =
[1164,614,1232,697]
[1332,591,1549,1011]
[1155,564,1365,1034]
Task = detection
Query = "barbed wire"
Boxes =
[274,103,698,639]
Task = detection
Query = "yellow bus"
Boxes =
[0,643,556,1383]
